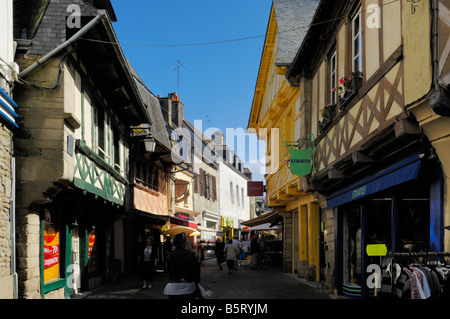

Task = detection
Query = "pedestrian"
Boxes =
[232,236,243,269]
[163,236,172,272]
[250,233,259,270]
[214,237,225,270]
[164,232,202,299]
[258,237,268,269]
[224,238,240,274]
[138,237,158,288]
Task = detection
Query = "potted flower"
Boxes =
[319,103,336,133]
[335,71,363,109]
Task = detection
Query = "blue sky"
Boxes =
[110,0,272,180]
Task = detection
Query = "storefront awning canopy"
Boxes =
[248,223,282,231]
[242,210,281,227]
[175,206,200,217]
[163,225,199,236]
[326,153,423,209]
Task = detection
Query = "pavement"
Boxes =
[73,257,339,300]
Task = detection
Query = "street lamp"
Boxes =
[144,137,156,153]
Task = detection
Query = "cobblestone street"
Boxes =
[79,258,333,300]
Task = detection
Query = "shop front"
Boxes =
[221,216,234,242]
[328,152,444,298]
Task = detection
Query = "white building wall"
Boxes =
[218,156,250,240]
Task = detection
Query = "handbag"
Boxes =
[163,282,196,295]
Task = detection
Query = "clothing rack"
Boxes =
[386,251,450,298]
[387,252,450,258]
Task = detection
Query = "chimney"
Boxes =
[211,130,225,146]
[169,92,184,128]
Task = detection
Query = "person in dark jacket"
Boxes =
[214,237,225,270]
[250,233,259,270]
[164,232,201,299]
[138,237,158,288]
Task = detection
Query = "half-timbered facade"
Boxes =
[286,0,448,297]
[13,0,149,298]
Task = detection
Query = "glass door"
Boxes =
[342,205,361,296]
[70,227,81,295]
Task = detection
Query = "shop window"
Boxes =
[343,205,361,288]
[88,228,97,273]
[365,198,392,268]
[398,199,430,252]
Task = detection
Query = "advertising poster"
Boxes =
[44,209,60,282]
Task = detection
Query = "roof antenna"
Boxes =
[173,60,185,95]
[205,115,213,128]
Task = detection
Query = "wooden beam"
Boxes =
[352,151,376,164]
[328,168,346,180]
[394,118,421,138]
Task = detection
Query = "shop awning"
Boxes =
[248,223,282,231]
[163,225,199,236]
[326,153,423,209]
[241,210,281,227]
[174,206,200,217]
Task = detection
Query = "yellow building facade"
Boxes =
[248,1,321,280]
[285,0,450,297]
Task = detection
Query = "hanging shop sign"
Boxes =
[247,181,264,196]
[284,133,316,178]
[289,148,313,177]
[43,209,60,282]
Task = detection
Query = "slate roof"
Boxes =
[128,63,172,151]
[13,0,115,55]
[273,0,320,66]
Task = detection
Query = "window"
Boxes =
[241,188,244,208]
[230,182,234,204]
[135,161,159,191]
[330,51,337,104]
[93,104,105,159]
[352,9,363,73]
[113,126,120,169]
[236,185,240,207]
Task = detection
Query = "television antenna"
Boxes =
[205,115,213,128]
[173,60,185,95]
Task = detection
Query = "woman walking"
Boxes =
[224,238,239,274]
[138,237,158,288]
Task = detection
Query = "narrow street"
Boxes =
[78,258,332,300]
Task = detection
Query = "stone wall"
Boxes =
[14,55,68,299]
[0,122,13,299]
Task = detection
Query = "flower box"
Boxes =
[336,72,363,110]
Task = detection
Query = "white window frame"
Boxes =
[330,51,337,104]
[352,9,363,73]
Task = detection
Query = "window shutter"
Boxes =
[200,169,205,196]
[194,174,198,193]
[212,176,217,201]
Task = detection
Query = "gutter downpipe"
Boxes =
[10,132,17,299]
[18,12,106,79]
